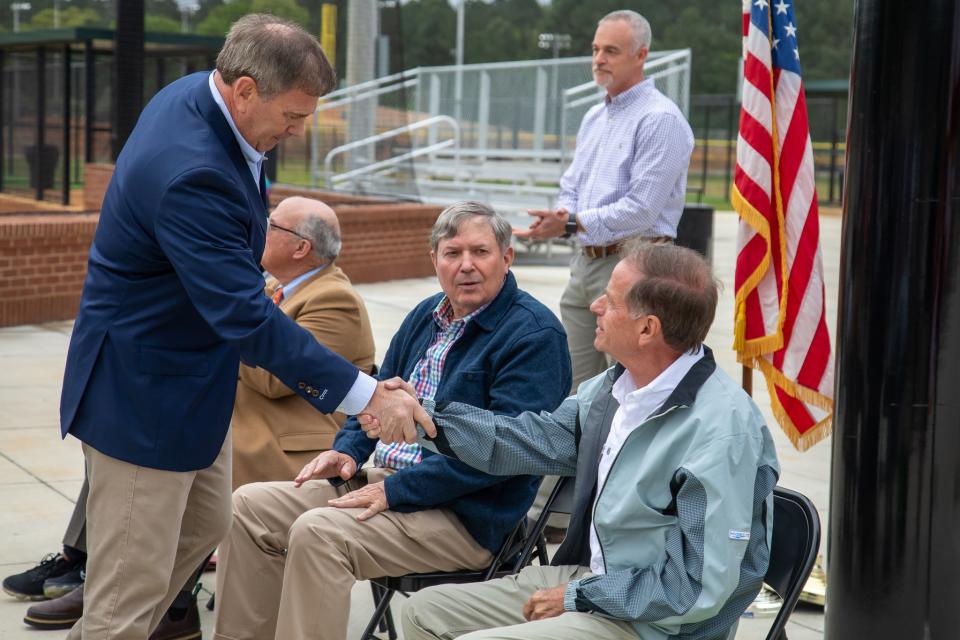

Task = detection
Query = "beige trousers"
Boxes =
[213,471,493,640]
[560,252,619,391]
[67,434,233,639]
[402,564,639,639]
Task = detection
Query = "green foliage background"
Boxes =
[0,0,852,94]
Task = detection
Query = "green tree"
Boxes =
[196,0,309,37]
[398,0,456,67]
[28,6,103,29]
[146,13,182,33]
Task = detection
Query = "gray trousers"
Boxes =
[62,475,88,553]
[560,252,618,391]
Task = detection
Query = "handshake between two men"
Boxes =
[290,241,784,640]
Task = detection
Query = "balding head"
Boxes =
[263,197,341,283]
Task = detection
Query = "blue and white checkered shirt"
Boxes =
[557,78,695,246]
[373,297,489,470]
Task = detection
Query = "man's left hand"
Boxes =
[522,583,568,621]
[328,482,389,521]
[513,209,568,241]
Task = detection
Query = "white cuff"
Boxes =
[335,371,377,415]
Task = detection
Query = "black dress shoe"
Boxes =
[23,583,84,630]
[150,590,201,640]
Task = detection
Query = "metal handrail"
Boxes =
[323,115,460,188]
[317,78,418,112]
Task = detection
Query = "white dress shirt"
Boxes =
[558,79,695,245]
[589,346,705,575]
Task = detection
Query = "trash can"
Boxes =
[24,144,60,192]
[675,203,714,266]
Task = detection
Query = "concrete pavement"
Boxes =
[0,210,835,638]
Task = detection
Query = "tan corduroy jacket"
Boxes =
[231,264,375,490]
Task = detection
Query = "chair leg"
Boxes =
[361,586,396,640]
[383,600,398,640]
[370,584,389,633]
[536,534,549,565]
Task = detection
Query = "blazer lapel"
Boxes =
[192,76,266,217]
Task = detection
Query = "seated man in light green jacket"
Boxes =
[362,240,781,640]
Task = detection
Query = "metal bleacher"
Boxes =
[309,50,692,221]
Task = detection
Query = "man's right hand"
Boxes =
[294,450,357,487]
[358,380,436,443]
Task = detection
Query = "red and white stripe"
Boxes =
[732,0,834,451]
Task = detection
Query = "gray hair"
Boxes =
[600,10,652,53]
[620,240,719,354]
[430,201,512,252]
[216,14,336,98]
[296,215,341,263]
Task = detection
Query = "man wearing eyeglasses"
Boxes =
[235,196,376,490]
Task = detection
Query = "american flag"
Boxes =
[732,0,834,450]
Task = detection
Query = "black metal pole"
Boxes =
[85,41,95,164]
[828,95,839,205]
[701,105,710,198]
[62,45,71,206]
[0,50,5,194]
[826,0,960,637]
[36,48,46,201]
[73,55,81,183]
[724,96,735,200]
[113,1,144,160]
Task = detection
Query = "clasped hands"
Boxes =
[293,450,388,520]
[356,377,434,444]
[512,208,569,241]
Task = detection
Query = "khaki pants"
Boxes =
[67,434,233,639]
[213,471,492,640]
[402,564,639,639]
[560,252,618,390]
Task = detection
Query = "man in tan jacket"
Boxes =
[233,195,376,489]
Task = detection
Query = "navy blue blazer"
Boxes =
[60,72,360,471]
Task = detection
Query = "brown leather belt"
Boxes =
[581,236,672,259]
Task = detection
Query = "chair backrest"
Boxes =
[764,486,821,640]
[507,475,575,571]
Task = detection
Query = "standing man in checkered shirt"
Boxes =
[516,9,695,389]
[213,201,571,640]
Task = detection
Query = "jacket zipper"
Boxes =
[592,403,687,572]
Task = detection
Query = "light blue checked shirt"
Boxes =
[373,297,489,470]
[558,78,695,246]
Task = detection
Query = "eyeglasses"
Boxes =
[268,220,309,241]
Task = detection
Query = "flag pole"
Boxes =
[741,364,752,396]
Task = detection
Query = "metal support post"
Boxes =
[827,0,960,637]
[62,44,71,205]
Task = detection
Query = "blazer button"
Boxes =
[311,389,320,397]
[298,382,306,389]
[305,386,314,394]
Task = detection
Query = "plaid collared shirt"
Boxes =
[373,297,489,470]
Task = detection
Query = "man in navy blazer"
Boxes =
[59,14,428,639]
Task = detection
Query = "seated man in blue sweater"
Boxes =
[213,201,572,640]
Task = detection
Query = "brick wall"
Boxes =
[0,214,98,327]
[1,166,440,326]
[83,163,115,211]
[270,185,441,283]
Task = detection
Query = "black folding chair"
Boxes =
[764,486,821,640]
[360,476,575,640]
